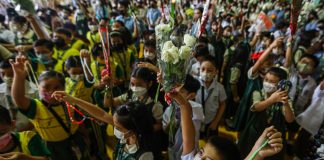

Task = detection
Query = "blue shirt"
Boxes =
[146,8,161,30]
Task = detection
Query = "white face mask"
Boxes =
[70,74,84,82]
[125,143,139,154]
[114,127,124,140]
[2,76,13,86]
[272,48,283,55]
[144,51,156,60]
[199,72,214,82]
[131,86,147,97]
[263,81,277,93]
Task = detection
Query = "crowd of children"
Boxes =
[0,0,323,160]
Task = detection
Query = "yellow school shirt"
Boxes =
[53,47,80,62]
[21,99,79,142]
[71,38,88,51]
[111,47,135,81]
[65,77,94,103]
[86,31,101,49]
[35,60,64,77]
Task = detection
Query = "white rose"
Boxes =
[183,34,196,47]
[179,46,191,60]
[162,41,175,51]
[155,24,171,38]
[161,46,179,64]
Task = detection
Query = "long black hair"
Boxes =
[115,102,154,151]
[130,67,158,100]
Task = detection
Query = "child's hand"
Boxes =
[157,71,163,84]
[137,62,158,72]
[252,126,283,159]
[101,75,114,88]
[80,49,91,60]
[0,152,29,160]
[168,87,188,106]
[52,91,75,103]
[9,56,28,78]
[269,90,288,104]
[270,37,284,48]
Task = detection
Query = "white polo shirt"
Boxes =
[195,79,227,124]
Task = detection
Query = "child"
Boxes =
[163,75,204,160]
[0,106,50,160]
[289,54,319,116]
[32,39,63,77]
[238,67,294,159]
[189,45,209,79]
[0,58,37,131]
[86,20,100,49]
[195,57,227,138]
[168,89,284,160]
[103,66,164,159]
[52,91,156,159]
[65,55,94,103]
[52,28,79,62]
[10,56,85,160]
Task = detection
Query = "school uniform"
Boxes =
[0,81,38,130]
[289,69,317,116]
[163,100,204,160]
[19,99,81,160]
[195,78,227,136]
[0,131,51,158]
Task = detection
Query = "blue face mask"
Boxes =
[37,53,52,65]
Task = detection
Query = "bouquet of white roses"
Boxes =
[155,24,196,93]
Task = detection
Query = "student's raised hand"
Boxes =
[80,49,91,60]
[268,90,288,104]
[167,86,189,106]
[100,75,114,88]
[270,37,284,48]
[9,56,28,78]
[251,126,283,159]
[52,91,75,104]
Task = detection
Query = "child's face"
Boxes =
[39,78,64,103]
[0,68,13,78]
[179,88,196,101]
[67,67,83,76]
[34,45,52,55]
[130,77,150,90]
[200,61,217,81]
[297,57,316,75]
[263,72,280,92]
[196,143,221,160]
[259,59,274,77]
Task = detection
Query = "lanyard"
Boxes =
[201,87,214,113]
[293,76,308,104]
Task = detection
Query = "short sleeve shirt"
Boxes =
[196,79,227,124]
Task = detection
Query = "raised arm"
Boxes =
[26,14,50,40]
[283,37,293,69]
[10,56,31,110]
[251,37,284,75]
[52,91,113,125]
[169,90,195,156]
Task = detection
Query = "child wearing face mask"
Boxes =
[168,88,284,160]
[10,56,86,160]
[86,21,100,49]
[238,67,294,160]
[65,55,94,103]
[31,39,64,77]
[0,58,37,131]
[52,28,79,62]
[0,106,51,160]
[163,75,204,160]
[103,66,164,159]
[195,58,227,139]
[51,90,156,160]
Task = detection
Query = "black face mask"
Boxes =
[53,38,66,49]
[111,43,124,52]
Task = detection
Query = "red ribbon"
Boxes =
[251,51,264,60]
[99,27,112,78]
[65,102,93,125]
